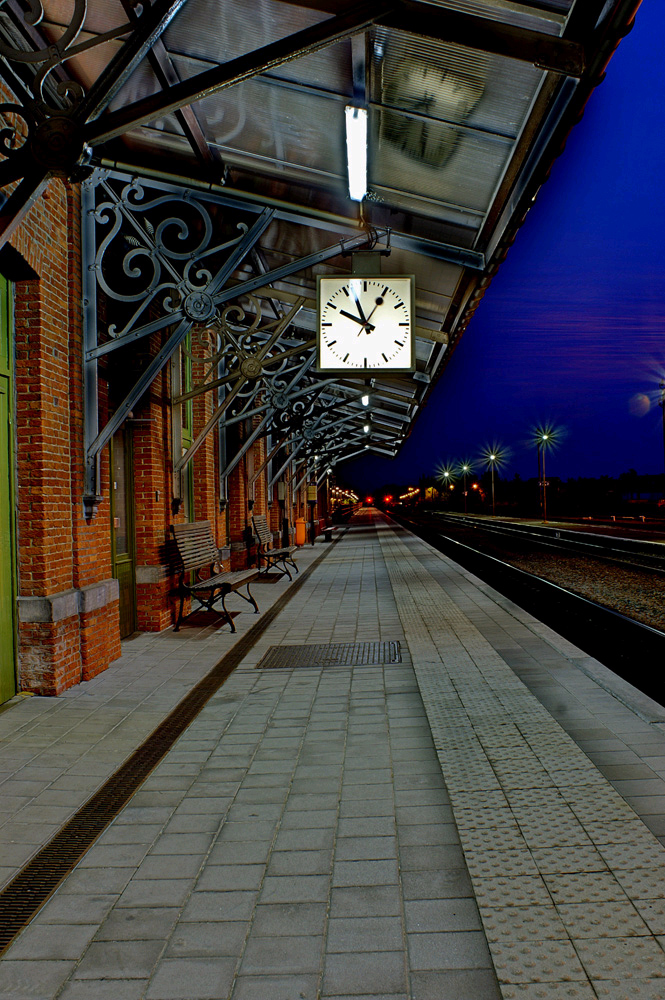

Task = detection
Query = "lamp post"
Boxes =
[539,434,549,522]
[489,453,497,516]
[461,464,470,514]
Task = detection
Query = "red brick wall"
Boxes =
[11,180,121,694]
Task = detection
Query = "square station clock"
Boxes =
[317,274,415,374]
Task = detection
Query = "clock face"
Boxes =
[317,275,415,374]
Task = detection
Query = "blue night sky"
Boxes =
[345,0,665,491]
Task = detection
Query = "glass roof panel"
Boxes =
[371,111,513,215]
[371,30,545,140]
[185,74,348,181]
[162,0,327,64]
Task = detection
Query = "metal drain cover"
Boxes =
[257,641,402,669]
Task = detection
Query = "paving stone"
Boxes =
[556,900,650,938]
[165,921,248,956]
[327,916,404,952]
[322,951,407,995]
[499,985,597,999]
[260,874,330,903]
[574,937,665,979]
[407,930,493,970]
[239,934,322,974]
[179,890,258,922]
[479,905,567,943]
[613,868,665,900]
[116,878,195,908]
[405,898,482,933]
[72,940,165,979]
[490,940,588,983]
[592,980,665,999]
[251,902,327,936]
[58,982,150,1000]
[95,907,179,942]
[329,885,402,918]
[7,923,98,960]
[635,901,665,935]
[230,974,319,1000]
[145,958,236,998]
[410,969,502,1000]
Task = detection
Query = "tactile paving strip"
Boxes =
[376,521,665,998]
[256,640,402,669]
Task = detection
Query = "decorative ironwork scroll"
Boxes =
[81,168,375,515]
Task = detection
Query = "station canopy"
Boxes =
[0,0,640,473]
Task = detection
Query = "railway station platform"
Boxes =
[2,511,665,999]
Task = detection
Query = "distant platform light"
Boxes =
[345,106,368,202]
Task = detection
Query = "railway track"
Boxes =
[395,512,665,706]
[425,512,665,575]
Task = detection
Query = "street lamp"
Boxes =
[459,462,471,514]
[533,424,559,523]
[436,464,455,503]
[480,445,505,517]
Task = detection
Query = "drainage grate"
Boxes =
[0,530,346,956]
[257,641,401,669]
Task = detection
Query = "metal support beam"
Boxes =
[118,0,215,166]
[85,1,396,146]
[80,0,191,121]
[218,413,271,484]
[173,302,306,474]
[274,0,585,75]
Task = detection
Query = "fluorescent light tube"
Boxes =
[345,105,368,202]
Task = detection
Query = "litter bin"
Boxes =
[295,518,306,546]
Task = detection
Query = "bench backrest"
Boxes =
[172,521,218,573]
[252,514,273,548]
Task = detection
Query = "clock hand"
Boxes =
[351,292,370,326]
[340,309,375,331]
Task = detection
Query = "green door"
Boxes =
[0,276,16,703]
[111,428,137,638]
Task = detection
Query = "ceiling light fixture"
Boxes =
[345,106,368,202]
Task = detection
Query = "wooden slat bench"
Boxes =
[252,514,299,580]
[171,521,259,633]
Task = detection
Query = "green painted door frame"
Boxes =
[0,275,16,704]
